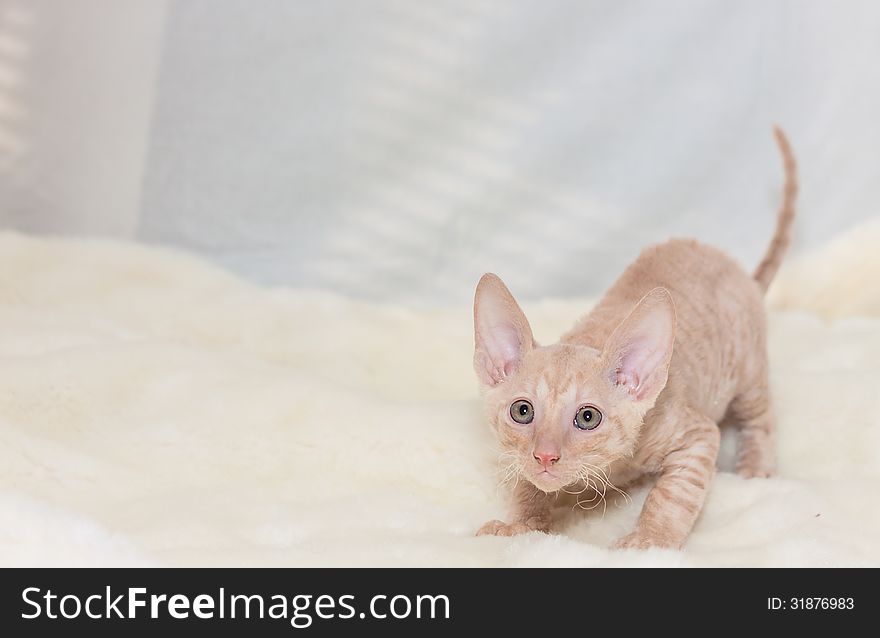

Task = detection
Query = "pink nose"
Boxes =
[533,451,560,467]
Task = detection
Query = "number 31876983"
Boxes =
[768,597,854,611]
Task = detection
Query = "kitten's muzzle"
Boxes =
[529,468,568,492]
[533,451,560,468]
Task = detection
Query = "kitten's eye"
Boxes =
[509,400,534,424]
[574,405,602,430]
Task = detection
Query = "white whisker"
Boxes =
[582,461,632,506]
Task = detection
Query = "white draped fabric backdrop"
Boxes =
[0,0,878,304]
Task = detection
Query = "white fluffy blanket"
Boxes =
[1,224,879,567]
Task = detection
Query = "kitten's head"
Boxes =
[473,273,675,492]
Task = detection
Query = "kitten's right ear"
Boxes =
[473,273,535,387]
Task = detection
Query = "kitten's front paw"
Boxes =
[736,461,775,479]
[613,531,676,550]
[476,517,549,537]
[736,449,776,479]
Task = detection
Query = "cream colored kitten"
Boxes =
[474,129,797,549]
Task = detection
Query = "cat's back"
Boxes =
[565,237,767,418]
[619,238,759,302]
[570,238,763,334]
[619,237,765,331]
[629,238,765,417]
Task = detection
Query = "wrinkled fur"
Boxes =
[473,129,797,549]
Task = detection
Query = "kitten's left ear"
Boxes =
[601,287,676,403]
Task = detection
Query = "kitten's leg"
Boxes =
[476,481,553,537]
[730,379,776,478]
[614,415,719,550]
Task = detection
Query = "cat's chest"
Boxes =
[606,456,653,489]
[607,424,676,486]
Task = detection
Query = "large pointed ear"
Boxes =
[473,273,535,387]
[601,287,676,403]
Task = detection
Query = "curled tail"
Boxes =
[754,126,798,293]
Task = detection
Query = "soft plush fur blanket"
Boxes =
[1,223,878,567]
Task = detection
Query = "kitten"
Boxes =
[473,129,797,549]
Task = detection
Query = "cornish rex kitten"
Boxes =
[473,129,797,549]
